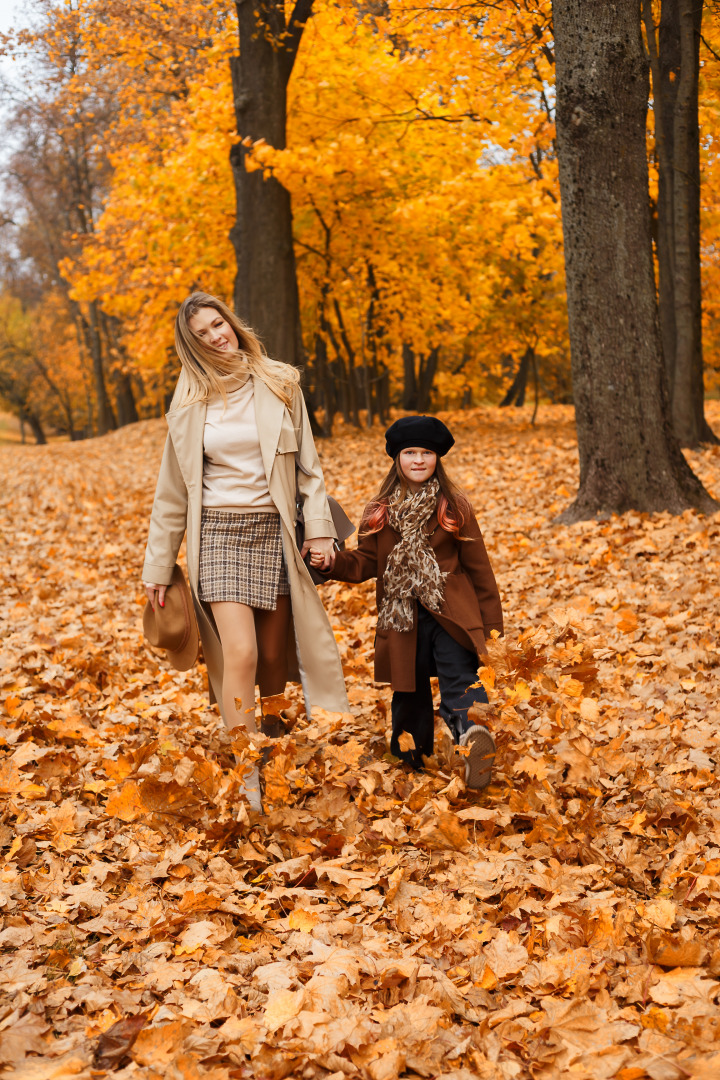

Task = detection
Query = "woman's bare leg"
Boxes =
[210,601,258,732]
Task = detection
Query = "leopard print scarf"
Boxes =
[377,478,446,632]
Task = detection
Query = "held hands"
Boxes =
[300,536,336,572]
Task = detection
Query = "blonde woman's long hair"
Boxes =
[173,292,300,408]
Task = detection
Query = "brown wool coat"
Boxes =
[142,373,349,721]
[323,504,503,692]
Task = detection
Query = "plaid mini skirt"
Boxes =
[198,510,290,609]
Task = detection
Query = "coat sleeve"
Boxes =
[291,387,337,541]
[141,433,189,586]
[459,507,504,637]
[320,516,379,584]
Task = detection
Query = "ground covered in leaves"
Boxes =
[2,404,720,1080]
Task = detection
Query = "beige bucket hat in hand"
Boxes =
[142,564,199,672]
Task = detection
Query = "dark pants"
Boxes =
[390,605,489,769]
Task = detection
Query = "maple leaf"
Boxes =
[93,1013,148,1069]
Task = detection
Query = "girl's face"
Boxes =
[399,447,438,487]
[189,306,239,353]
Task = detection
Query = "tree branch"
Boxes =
[284,0,314,81]
[700,33,720,62]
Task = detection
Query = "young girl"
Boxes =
[314,415,503,788]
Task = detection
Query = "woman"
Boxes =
[142,292,349,810]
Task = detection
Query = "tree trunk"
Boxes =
[21,408,46,445]
[499,347,531,407]
[644,0,716,446]
[319,307,351,424]
[402,344,418,410]
[418,347,439,412]
[365,263,387,424]
[333,299,360,426]
[229,0,312,367]
[32,353,78,438]
[313,332,334,435]
[114,371,139,427]
[378,363,390,421]
[85,302,116,435]
[668,0,715,444]
[103,313,140,428]
[552,0,716,520]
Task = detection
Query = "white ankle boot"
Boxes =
[238,764,262,813]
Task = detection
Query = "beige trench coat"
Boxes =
[142,374,350,719]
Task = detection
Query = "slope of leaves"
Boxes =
[1,407,720,1079]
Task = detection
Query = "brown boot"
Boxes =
[260,713,287,739]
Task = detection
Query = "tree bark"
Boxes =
[32,354,78,438]
[499,347,531,407]
[552,0,716,520]
[402,344,418,410]
[229,0,312,367]
[644,0,716,446]
[0,371,48,446]
[644,0,678,390]
[84,301,116,435]
[365,263,387,424]
[23,409,47,445]
[114,371,139,427]
[333,299,360,426]
[667,0,715,444]
[103,313,140,427]
[418,347,439,412]
[313,331,335,434]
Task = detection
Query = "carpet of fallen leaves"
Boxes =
[2,404,720,1080]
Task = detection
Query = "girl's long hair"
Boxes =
[362,457,470,538]
[172,292,300,408]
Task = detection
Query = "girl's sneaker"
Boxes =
[458,725,496,789]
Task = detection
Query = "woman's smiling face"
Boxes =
[188,306,239,352]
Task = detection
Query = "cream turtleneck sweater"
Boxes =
[202,377,276,513]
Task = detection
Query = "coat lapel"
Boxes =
[165,400,206,491]
[252,375,285,483]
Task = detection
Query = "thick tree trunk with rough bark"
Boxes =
[552,0,717,521]
[229,0,312,368]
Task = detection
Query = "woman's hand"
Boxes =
[144,582,167,609]
[301,536,335,571]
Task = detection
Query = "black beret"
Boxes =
[385,416,455,459]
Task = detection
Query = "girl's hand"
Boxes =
[301,536,335,570]
[144,582,167,609]
[310,547,336,571]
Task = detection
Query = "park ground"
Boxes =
[1,404,720,1078]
